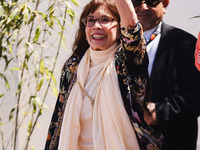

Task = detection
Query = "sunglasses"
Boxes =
[82,16,116,27]
[132,0,162,7]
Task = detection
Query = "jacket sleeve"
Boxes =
[120,22,151,106]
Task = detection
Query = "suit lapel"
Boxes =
[150,23,173,84]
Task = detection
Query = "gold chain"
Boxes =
[77,81,95,107]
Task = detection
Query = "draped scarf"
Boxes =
[58,43,140,150]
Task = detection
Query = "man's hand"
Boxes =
[144,102,158,125]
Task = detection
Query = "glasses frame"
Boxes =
[82,16,116,27]
[132,0,162,7]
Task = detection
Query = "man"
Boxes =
[132,0,200,150]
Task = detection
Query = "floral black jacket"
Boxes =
[44,23,163,150]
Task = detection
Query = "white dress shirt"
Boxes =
[144,22,162,76]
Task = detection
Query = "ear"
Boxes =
[162,0,169,7]
[162,0,169,8]
[163,7,167,14]
[162,0,168,14]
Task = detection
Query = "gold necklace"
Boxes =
[77,51,116,108]
[77,81,94,107]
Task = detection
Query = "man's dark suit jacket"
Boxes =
[150,23,200,150]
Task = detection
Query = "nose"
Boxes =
[93,20,102,29]
[139,1,149,10]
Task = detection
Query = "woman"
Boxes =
[195,31,200,71]
[45,0,163,149]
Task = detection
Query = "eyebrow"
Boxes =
[87,15,111,18]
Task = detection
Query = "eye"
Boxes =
[87,17,95,23]
[100,17,112,23]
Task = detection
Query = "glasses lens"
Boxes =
[132,0,162,7]
[82,16,114,27]
[86,17,96,27]
[99,17,113,26]
[145,0,162,7]
[132,0,142,7]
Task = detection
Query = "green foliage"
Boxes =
[0,0,79,149]
[190,14,200,19]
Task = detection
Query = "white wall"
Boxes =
[1,0,199,150]
[164,0,200,38]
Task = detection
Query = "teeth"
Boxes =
[92,35,106,39]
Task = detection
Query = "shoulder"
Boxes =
[62,50,86,72]
[161,23,197,41]
[60,50,85,88]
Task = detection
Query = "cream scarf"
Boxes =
[58,43,140,150]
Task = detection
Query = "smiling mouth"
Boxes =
[92,35,106,39]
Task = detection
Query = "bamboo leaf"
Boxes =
[61,35,68,51]
[9,108,15,121]
[36,123,40,128]
[0,123,6,126]
[10,67,21,71]
[54,16,62,29]
[51,74,57,86]
[22,62,28,70]
[4,57,13,71]
[50,83,58,97]
[40,60,44,75]
[12,29,19,44]
[190,15,200,19]
[45,68,50,79]
[67,9,75,24]
[49,5,54,26]
[32,99,37,113]
[37,12,51,27]
[7,7,19,24]
[39,109,43,116]
[0,46,2,58]
[29,96,37,105]
[16,78,24,95]
[5,79,10,89]
[34,11,41,24]
[0,73,10,90]
[7,40,12,53]
[23,4,29,24]
[0,94,4,98]
[28,13,36,24]
[71,0,79,6]
[17,37,25,47]
[37,79,44,91]
[25,49,30,60]
[27,121,32,135]
[2,55,8,70]
[33,26,41,43]
[34,64,39,77]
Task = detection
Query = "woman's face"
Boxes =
[85,6,119,51]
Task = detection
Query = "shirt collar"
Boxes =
[144,22,162,41]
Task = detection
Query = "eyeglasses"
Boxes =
[132,0,162,7]
[82,16,116,27]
